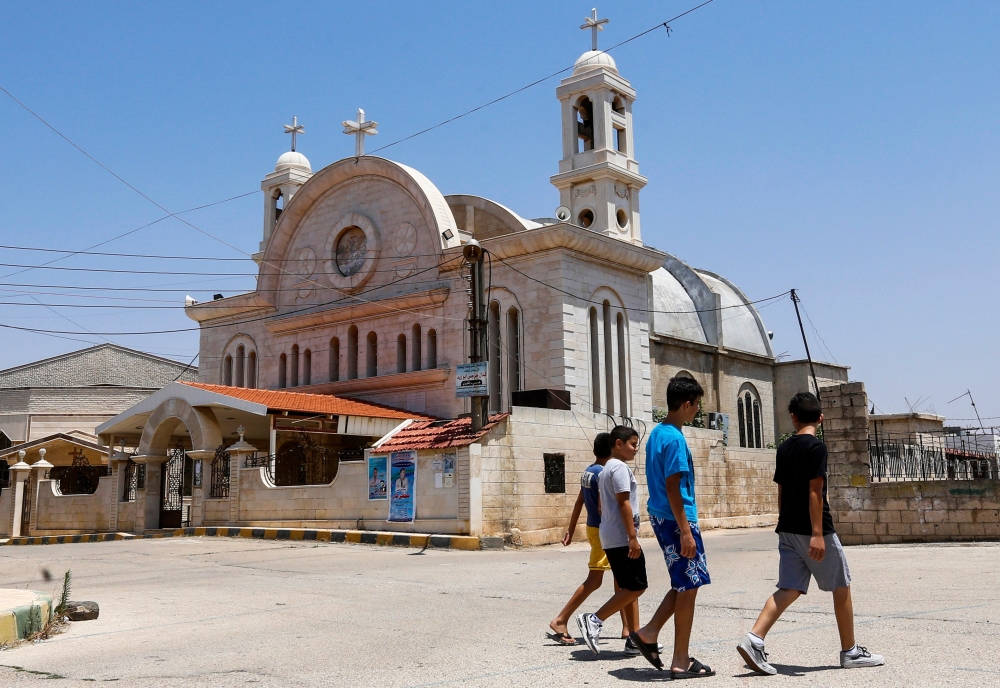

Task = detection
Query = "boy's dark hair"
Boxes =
[592,432,612,459]
[609,425,638,446]
[667,376,704,411]
[788,392,822,424]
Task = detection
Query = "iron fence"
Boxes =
[869,427,1000,482]
[210,445,231,499]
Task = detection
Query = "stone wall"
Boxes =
[823,381,1000,544]
[0,487,11,536]
[32,476,112,535]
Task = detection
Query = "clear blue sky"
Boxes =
[1,1,998,424]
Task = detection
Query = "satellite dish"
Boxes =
[555,206,571,222]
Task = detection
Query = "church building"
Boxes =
[4,13,846,544]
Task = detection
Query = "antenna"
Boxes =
[948,389,985,432]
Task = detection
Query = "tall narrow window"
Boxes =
[589,307,601,413]
[427,329,437,369]
[616,313,628,416]
[366,331,378,377]
[576,97,594,153]
[602,301,615,416]
[223,355,233,386]
[247,351,257,389]
[737,396,746,447]
[303,349,312,386]
[752,398,762,448]
[507,307,521,397]
[347,326,359,380]
[411,324,422,372]
[329,337,340,382]
[488,302,501,413]
[235,346,245,387]
[290,344,300,387]
[737,383,763,448]
[279,353,287,389]
[397,334,407,374]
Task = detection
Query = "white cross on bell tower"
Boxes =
[342,108,378,157]
[283,116,304,151]
[580,8,609,51]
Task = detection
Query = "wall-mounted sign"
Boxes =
[367,455,387,500]
[388,451,416,522]
[456,362,488,398]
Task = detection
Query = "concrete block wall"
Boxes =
[823,381,1000,544]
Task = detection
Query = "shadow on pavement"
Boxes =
[569,648,635,662]
[772,663,841,675]
[608,667,672,681]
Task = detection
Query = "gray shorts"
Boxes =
[777,532,851,593]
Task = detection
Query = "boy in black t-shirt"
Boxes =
[737,392,885,675]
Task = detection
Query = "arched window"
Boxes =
[411,324,422,372]
[397,334,407,374]
[507,307,521,398]
[278,353,287,389]
[247,351,257,389]
[488,302,501,413]
[303,349,312,386]
[366,331,378,377]
[427,329,437,369]
[738,383,763,449]
[589,307,601,413]
[576,96,594,153]
[602,301,615,415]
[329,337,340,382]
[616,312,628,416]
[235,346,245,387]
[290,344,300,387]
[223,355,233,386]
[347,326,359,380]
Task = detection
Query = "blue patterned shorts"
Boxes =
[650,515,711,592]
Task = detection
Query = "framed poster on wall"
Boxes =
[388,451,416,522]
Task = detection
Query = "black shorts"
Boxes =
[604,546,648,591]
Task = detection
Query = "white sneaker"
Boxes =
[576,613,602,655]
[840,645,885,668]
[737,634,777,676]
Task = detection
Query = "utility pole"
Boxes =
[790,289,821,402]
[463,240,488,431]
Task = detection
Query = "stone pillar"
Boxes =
[820,382,871,545]
[468,443,483,537]
[8,453,30,538]
[186,450,215,529]
[226,428,257,527]
[134,455,167,533]
[108,450,130,532]
[29,452,54,535]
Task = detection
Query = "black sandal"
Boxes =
[671,657,716,679]
[628,632,663,670]
[547,630,577,645]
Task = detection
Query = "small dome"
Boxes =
[275,150,312,173]
[573,50,618,75]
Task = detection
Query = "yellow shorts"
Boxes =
[587,526,611,571]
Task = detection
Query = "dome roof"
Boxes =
[275,150,312,173]
[573,50,618,75]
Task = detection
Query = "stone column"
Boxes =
[107,450,130,532]
[29,451,54,535]
[820,382,871,545]
[133,455,167,532]
[8,452,30,538]
[226,427,257,527]
[186,450,215,529]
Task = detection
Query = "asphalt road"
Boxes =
[0,528,997,686]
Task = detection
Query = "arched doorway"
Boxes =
[160,446,188,529]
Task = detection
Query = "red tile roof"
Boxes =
[180,382,434,420]
[370,414,509,452]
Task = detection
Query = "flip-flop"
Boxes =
[671,657,716,679]
[547,630,577,645]
[628,632,663,670]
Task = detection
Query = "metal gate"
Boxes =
[160,448,185,529]
[20,477,31,535]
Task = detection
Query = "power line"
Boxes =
[368,0,718,155]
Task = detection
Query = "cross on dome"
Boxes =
[342,108,379,157]
[283,116,305,152]
[580,8,609,51]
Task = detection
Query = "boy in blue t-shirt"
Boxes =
[549,433,633,649]
[629,376,715,678]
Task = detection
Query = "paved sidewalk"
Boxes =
[0,528,997,686]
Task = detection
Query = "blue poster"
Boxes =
[388,451,416,522]
[367,455,387,501]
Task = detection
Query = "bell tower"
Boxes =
[550,9,647,244]
[254,117,313,263]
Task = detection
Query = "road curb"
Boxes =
[2,528,502,551]
[0,590,53,646]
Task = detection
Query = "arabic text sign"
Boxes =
[456,362,488,397]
